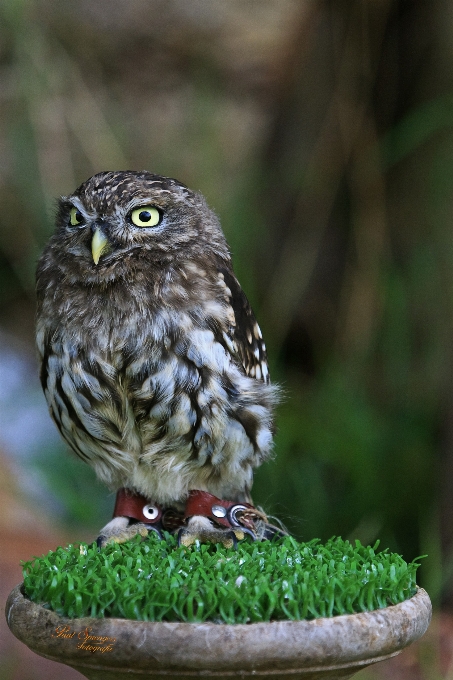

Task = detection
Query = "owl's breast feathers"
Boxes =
[36,256,278,504]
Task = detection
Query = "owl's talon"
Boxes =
[96,516,157,548]
[177,516,240,549]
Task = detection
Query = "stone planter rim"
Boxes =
[6,584,431,676]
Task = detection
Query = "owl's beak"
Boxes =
[91,228,109,265]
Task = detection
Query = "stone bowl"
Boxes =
[6,584,431,680]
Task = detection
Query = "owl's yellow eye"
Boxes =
[130,206,161,228]
[69,206,84,226]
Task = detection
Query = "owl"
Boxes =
[36,171,281,547]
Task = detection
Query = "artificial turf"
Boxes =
[22,534,422,623]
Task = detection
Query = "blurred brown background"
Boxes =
[1,0,453,677]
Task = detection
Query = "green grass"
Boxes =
[22,534,422,624]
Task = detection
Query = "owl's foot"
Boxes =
[178,516,242,548]
[97,489,185,548]
[96,516,153,548]
[177,490,288,548]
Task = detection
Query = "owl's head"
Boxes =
[47,171,230,284]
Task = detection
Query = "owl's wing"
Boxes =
[217,267,270,384]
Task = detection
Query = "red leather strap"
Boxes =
[113,487,260,533]
[184,490,254,529]
[113,488,163,524]
[112,488,285,541]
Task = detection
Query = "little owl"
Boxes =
[36,171,281,547]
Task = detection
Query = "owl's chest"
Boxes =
[40,279,233,420]
[45,283,165,353]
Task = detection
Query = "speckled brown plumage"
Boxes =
[36,171,279,542]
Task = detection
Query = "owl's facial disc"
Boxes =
[91,227,110,265]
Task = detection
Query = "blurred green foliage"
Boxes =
[1,0,452,615]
